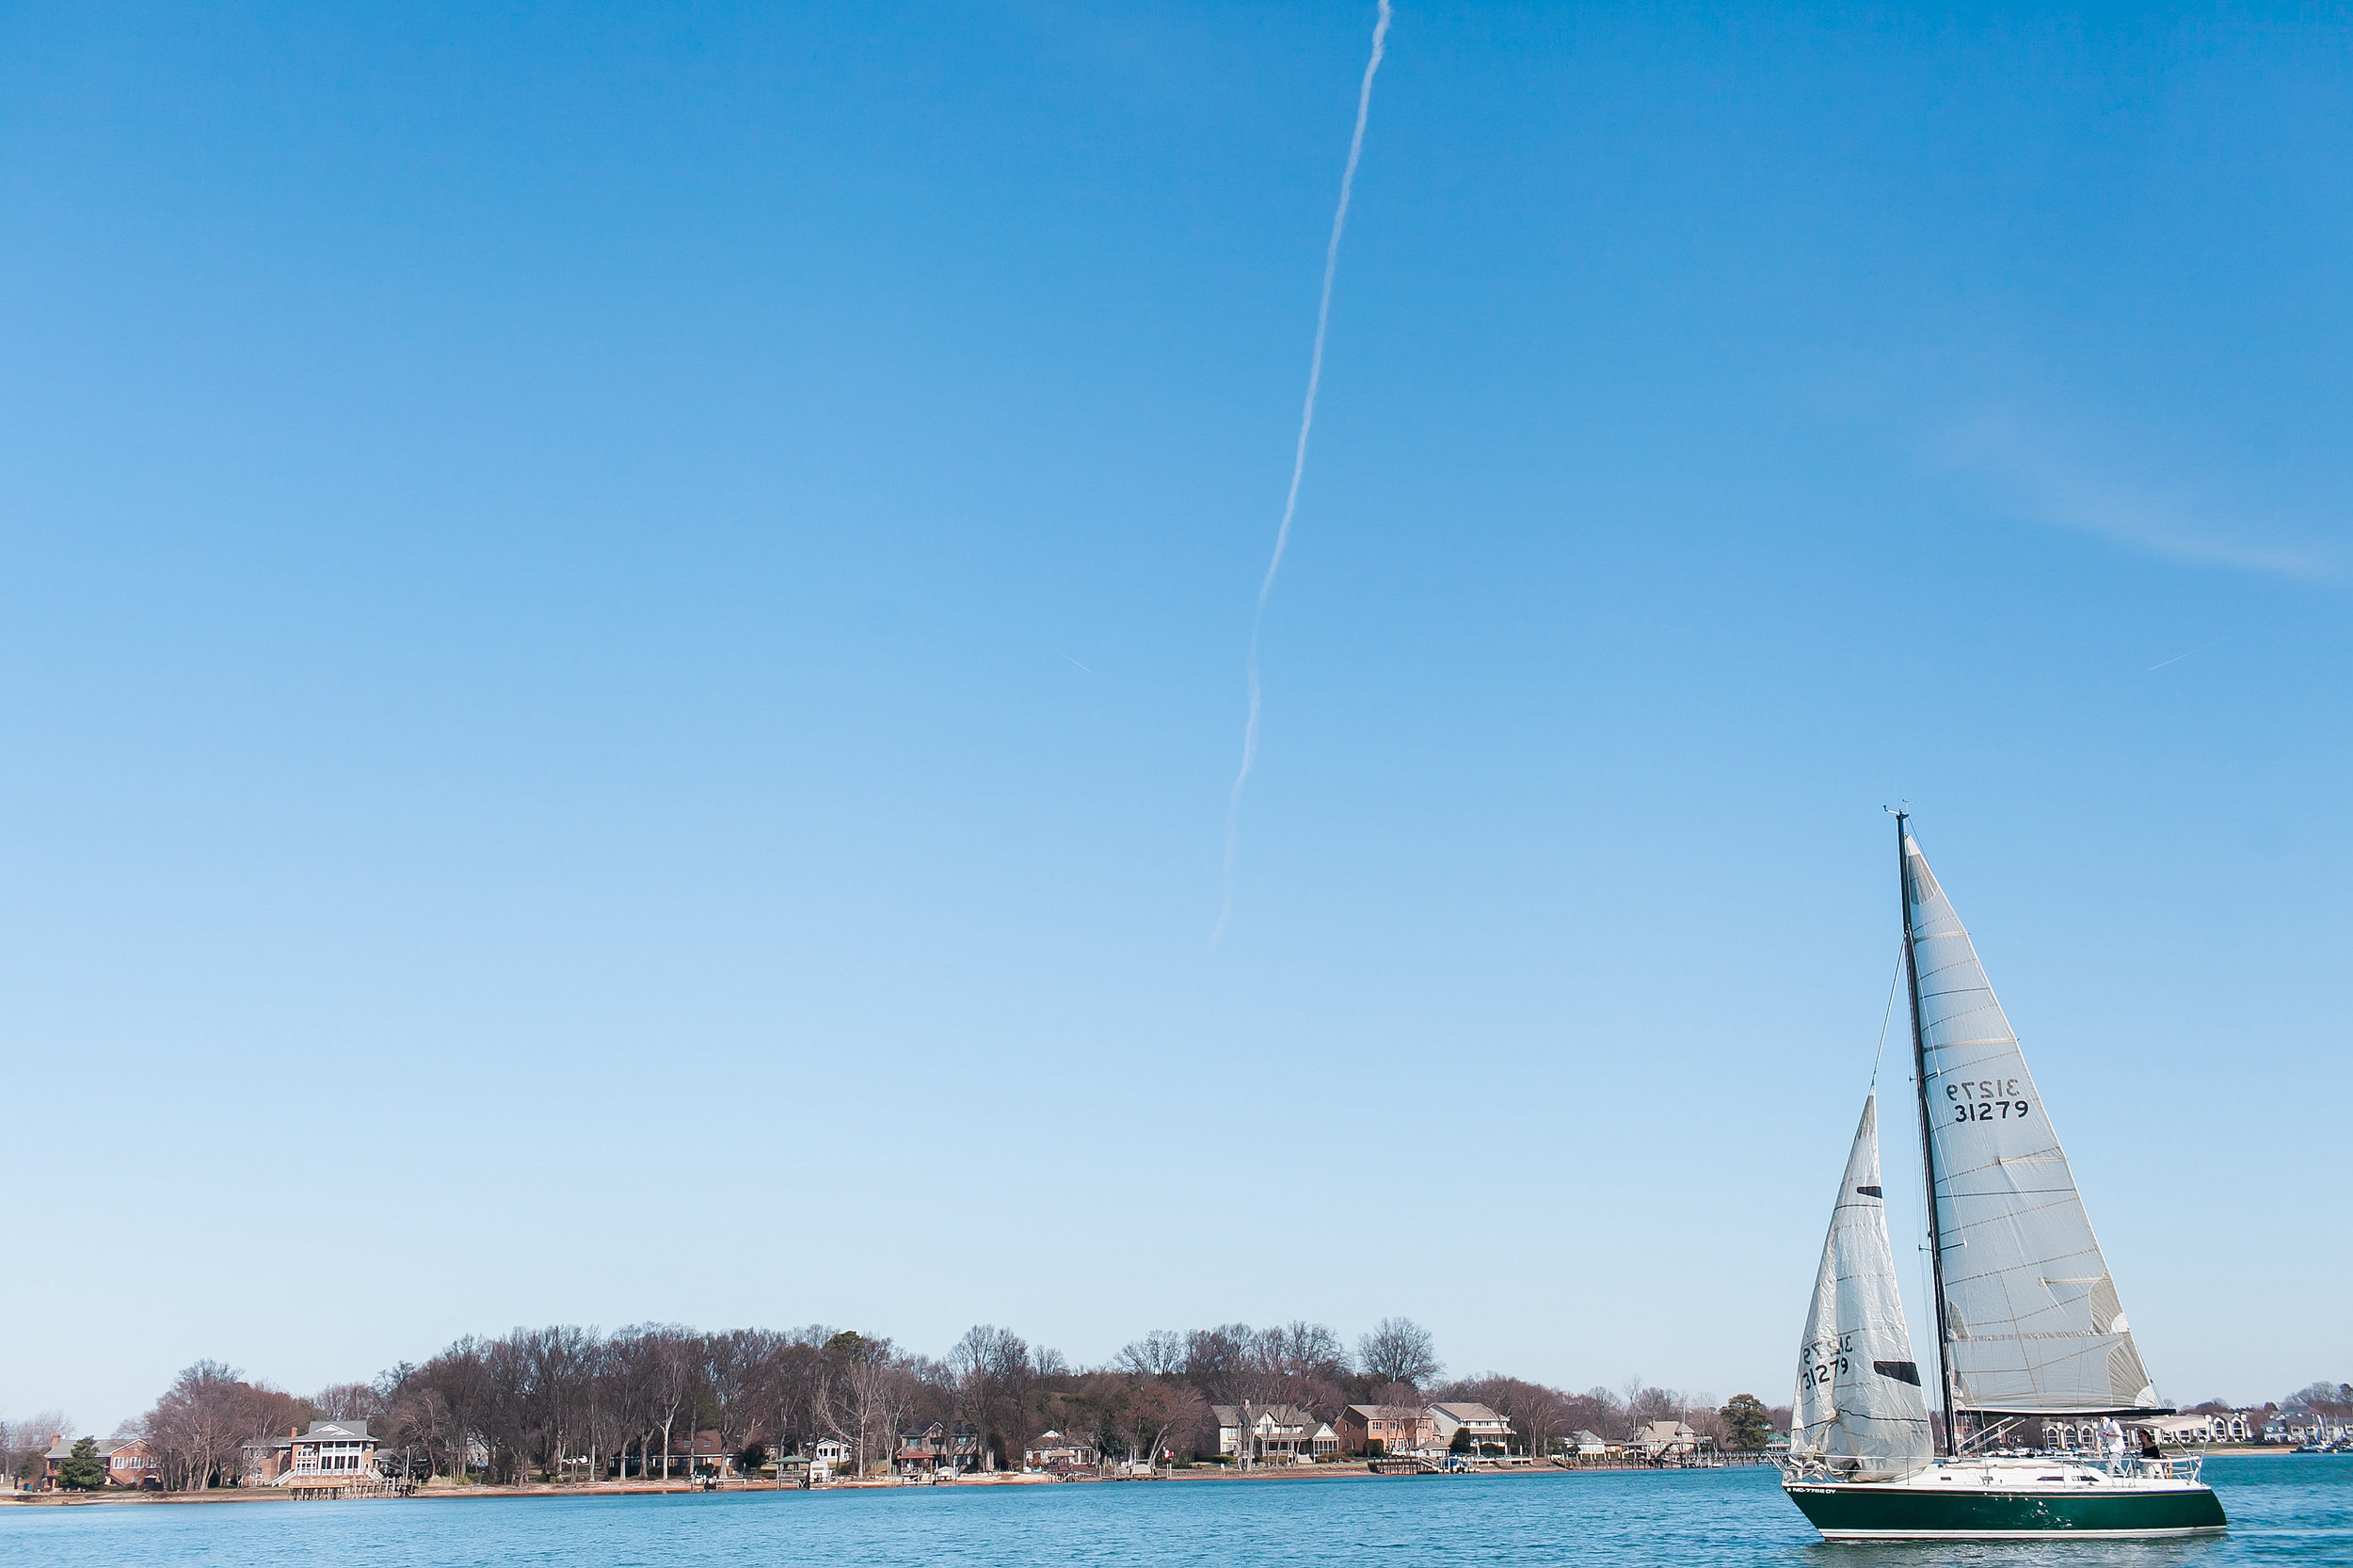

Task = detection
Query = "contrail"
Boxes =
[1211,0,1393,952]
[2146,639,2220,672]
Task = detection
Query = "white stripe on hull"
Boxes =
[1817,1527,2227,1541]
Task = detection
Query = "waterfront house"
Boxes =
[1209,1405,1334,1464]
[1428,1403,1515,1455]
[283,1420,378,1484]
[1023,1430,1099,1471]
[38,1434,159,1490]
[1629,1420,1701,1460]
[1336,1405,1435,1456]
[898,1420,982,1476]
[2137,1413,2254,1447]
[810,1436,854,1478]
[1567,1429,1613,1461]
[678,1429,733,1476]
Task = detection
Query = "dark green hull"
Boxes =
[1785,1480,2227,1539]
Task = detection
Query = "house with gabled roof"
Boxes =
[1022,1429,1099,1471]
[1336,1405,1435,1456]
[1629,1419,1701,1460]
[1209,1404,1338,1464]
[245,1419,378,1486]
[37,1434,158,1490]
[897,1419,982,1476]
[1428,1403,1514,1454]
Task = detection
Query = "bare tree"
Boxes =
[700,1329,775,1464]
[1114,1379,1206,1471]
[950,1325,1032,1470]
[1356,1319,1441,1391]
[381,1377,456,1481]
[1116,1331,1187,1378]
[144,1362,293,1491]
[634,1326,699,1483]
[310,1382,385,1424]
[1180,1324,1252,1404]
[819,1332,912,1476]
[751,1329,830,1472]
[2,1411,72,1487]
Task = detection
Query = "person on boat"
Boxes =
[2137,1428,2164,1460]
[2100,1417,2125,1461]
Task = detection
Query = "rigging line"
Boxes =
[1869,936,1905,1086]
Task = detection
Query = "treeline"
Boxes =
[68,1318,1779,1488]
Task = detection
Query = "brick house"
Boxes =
[38,1434,159,1490]
[1335,1405,1436,1456]
[245,1419,379,1486]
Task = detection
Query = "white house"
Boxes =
[1428,1403,1515,1454]
[1566,1429,1613,1461]
[1629,1420,1702,1460]
[1209,1405,1336,1464]
[1023,1430,1098,1470]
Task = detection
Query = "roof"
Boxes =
[1344,1405,1425,1421]
[1634,1420,1696,1443]
[301,1420,373,1442]
[1570,1429,1609,1445]
[45,1435,152,1461]
[1431,1403,1509,1425]
[1209,1404,1315,1430]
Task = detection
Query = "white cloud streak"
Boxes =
[1211,0,1393,952]
[1938,415,2338,582]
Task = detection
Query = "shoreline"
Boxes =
[5,1449,2305,1508]
[0,1462,1712,1506]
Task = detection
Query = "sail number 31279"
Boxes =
[1945,1078,2029,1122]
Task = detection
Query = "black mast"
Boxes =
[1898,811,1960,1458]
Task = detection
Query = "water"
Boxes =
[2,1458,2345,1567]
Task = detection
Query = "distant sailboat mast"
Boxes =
[1896,808,1960,1456]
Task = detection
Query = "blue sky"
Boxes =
[4,1,2346,1430]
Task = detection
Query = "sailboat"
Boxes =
[1780,815,2226,1540]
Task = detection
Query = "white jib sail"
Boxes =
[1791,1093,1932,1478]
[1904,833,2159,1415]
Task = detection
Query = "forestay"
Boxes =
[1904,834,2159,1415]
[1791,1094,1932,1478]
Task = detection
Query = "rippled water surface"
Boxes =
[2,1457,2345,1567]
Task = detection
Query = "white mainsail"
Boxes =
[1904,832,2159,1415]
[1791,1094,1933,1477]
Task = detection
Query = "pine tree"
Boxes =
[58,1438,108,1491]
